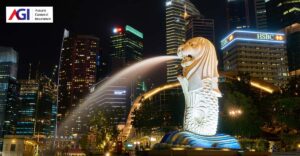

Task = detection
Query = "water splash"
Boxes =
[58,56,179,135]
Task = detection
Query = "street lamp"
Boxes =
[228,109,243,117]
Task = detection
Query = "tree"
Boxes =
[219,81,263,138]
[79,109,119,153]
[132,90,184,134]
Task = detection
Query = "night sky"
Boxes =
[0,0,226,80]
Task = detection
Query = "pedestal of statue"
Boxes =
[136,150,270,156]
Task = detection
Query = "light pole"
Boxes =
[228,109,243,118]
[228,108,243,137]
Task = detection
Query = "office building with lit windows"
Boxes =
[266,0,300,31]
[58,31,98,133]
[221,30,288,87]
[0,47,19,150]
[166,0,201,82]
[266,0,300,73]
[110,25,143,73]
[226,0,267,31]
[283,23,300,73]
[16,75,57,139]
[35,75,57,138]
[89,77,131,126]
[17,80,39,136]
[255,0,268,30]
[186,15,215,44]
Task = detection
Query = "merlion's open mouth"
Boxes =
[180,54,194,67]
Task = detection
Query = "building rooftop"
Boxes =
[221,30,285,50]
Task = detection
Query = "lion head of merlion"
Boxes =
[177,37,221,96]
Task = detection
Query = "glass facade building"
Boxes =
[186,15,215,44]
[35,75,57,138]
[283,23,300,73]
[266,0,300,73]
[0,47,18,150]
[89,77,131,126]
[17,80,39,136]
[16,75,57,140]
[166,0,200,82]
[110,25,143,73]
[266,0,300,30]
[226,0,267,31]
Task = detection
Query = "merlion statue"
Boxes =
[158,37,241,149]
[177,37,221,136]
[158,37,240,149]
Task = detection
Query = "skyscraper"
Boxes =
[266,0,300,73]
[0,47,18,150]
[17,80,39,136]
[186,15,215,44]
[221,30,288,87]
[58,33,98,134]
[35,75,57,138]
[266,0,300,30]
[283,23,300,73]
[16,74,57,139]
[255,0,268,30]
[226,0,267,31]
[166,0,201,82]
[110,25,143,73]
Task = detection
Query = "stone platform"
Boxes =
[158,131,241,150]
[136,150,270,156]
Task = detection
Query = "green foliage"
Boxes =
[239,139,269,152]
[219,81,263,138]
[272,97,300,129]
[132,90,184,134]
[79,109,119,153]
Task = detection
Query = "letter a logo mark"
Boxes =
[8,9,19,20]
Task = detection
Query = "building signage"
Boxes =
[221,31,285,50]
[114,90,126,95]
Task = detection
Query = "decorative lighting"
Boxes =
[250,81,274,93]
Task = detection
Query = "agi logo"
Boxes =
[6,6,53,23]
[8,8,30,21]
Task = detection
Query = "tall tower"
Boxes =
[58,33,98,134]
[36,75,58,138]
[165,0,201,82]
[226,0,267,31]
[266,0,300,30]
[255,0,268,30]
[186,15,215,44]
[226,0,255,30]
[17,79,39,136]
[266,0,300,73]
[110,25,143,73]
[0,47,18,149]
[17,74,57,138]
